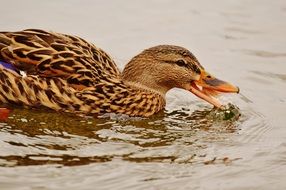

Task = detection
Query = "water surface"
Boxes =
[0,0,286,189]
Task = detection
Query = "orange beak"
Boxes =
[184,70,239,108]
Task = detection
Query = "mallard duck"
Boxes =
[0,29,239,117]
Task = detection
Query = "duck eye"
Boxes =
[175,59,186,67]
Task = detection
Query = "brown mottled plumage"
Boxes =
[0,29,239,117]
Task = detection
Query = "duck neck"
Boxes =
[121,56,172,96]
[123,81,166,99]
[120,80,166,117]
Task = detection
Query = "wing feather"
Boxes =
[0,29,120,89]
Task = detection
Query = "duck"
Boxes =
[0,29,239,117]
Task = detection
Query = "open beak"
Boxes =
[184,70,239,108]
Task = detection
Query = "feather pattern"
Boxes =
[0,29,238,117]
[0,29,166,117]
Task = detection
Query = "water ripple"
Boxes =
[0,105,241,167]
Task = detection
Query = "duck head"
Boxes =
[122,45,239,108]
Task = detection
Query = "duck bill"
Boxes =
[185,71,239,108]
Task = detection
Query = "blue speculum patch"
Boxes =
[0,60,17,72]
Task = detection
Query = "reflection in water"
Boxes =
[0,105,240,167]
[0,154,112,167]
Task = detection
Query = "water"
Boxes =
[0,0,286,189]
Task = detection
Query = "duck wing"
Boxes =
[0,29,120,89]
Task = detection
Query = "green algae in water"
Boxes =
[209,103,241,122]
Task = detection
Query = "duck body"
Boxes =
[0,29,238,117]
[0,29,165,117]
